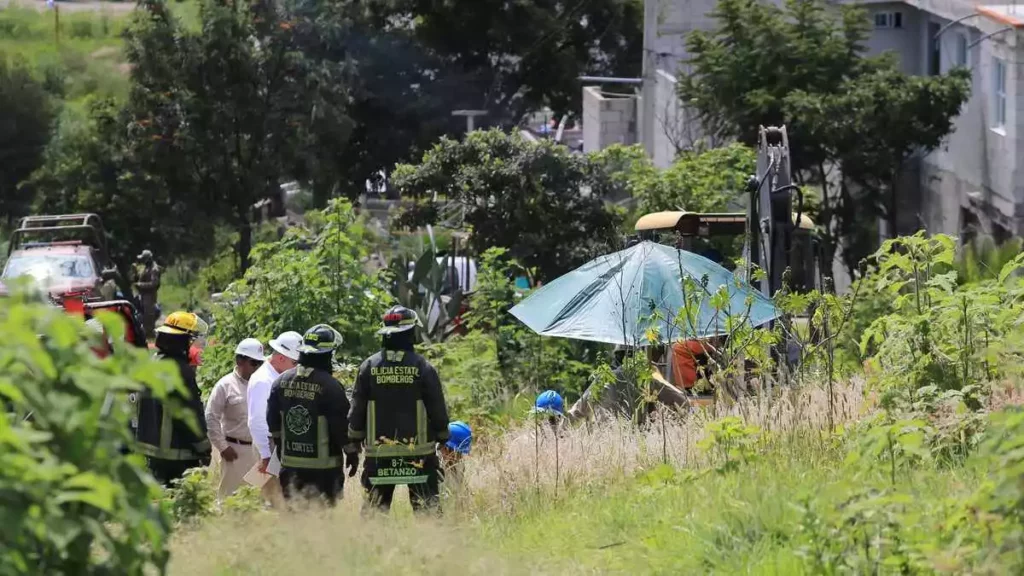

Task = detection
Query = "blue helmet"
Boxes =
[446,421,472,455]
[532,390,564,415]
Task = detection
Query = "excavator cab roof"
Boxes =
[634,210,814,237]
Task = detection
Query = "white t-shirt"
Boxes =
[246,361,281,459]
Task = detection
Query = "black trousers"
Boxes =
[280,468,344,506]
[147,458,204,487]
[361,455,441,514]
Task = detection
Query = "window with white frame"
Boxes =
[874,12,903,29]
[993,57,1007,129]
[956,33,969,67]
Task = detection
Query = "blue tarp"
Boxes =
[508,241,780,346]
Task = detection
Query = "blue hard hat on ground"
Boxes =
[446,421,473,455]
[532,390,564,415]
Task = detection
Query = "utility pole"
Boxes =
[49,0,60,49]
[451,110,488,134]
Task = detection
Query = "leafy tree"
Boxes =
[119,0,351,272]
[393,129,623,282]
[29,100,213,289]
[789,67,971,242]
[592,143,755,214]
[0,296,182,574]
[294,1,463,204]
[290,0,642,206]
[678,0,872,166]
[678,0,970,279]
[0,56,55,226]
[371,0,643,124]
[198,200,387,388]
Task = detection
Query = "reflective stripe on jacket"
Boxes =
[135,352,211,461]
[348,349,450,458]
[267,365,349,470]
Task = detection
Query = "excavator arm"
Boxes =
[744,126,816,299]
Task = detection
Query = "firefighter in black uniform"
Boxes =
[348,306,451,514]
[136,311,212,486]
[267,324,356,505]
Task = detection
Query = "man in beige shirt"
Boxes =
[205,338,265,500]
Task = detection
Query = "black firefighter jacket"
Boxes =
[267,366,350,470]
[136,352,211,461]
[348,348,450,459]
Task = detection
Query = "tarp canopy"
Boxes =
[509,241,780,346]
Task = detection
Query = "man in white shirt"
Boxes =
[205,338,265,500]
[246,331,301,508]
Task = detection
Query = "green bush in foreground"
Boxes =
[0,296,185,574]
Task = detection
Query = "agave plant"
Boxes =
[386,248,467,343]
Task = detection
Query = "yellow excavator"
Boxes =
[633,126,817,402]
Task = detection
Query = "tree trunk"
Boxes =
[237,208,252,274]
[887,174,899,239]
[312,179,332,209]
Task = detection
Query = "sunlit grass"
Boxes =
[170,380,920,574]
[0,0,200,104]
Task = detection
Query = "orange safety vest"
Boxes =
[671,340,709,389]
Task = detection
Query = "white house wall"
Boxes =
[854,0,1023,236]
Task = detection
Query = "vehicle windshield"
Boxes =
[3,253,96,283]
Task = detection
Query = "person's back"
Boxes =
[360,348,438,450]
[349,306,450,513]
[267,324,353,505]
[136,312,211,485]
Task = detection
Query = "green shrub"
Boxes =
[0,295,182,574]
[957,236,1023,284]
[198,200,388,389]
[165,467,216,525]
[422,247,605,426]
[859,233,1024,409]
[69,20,95,39]
[698,416,763,474]
[39,59,68,98]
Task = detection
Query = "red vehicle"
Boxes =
[1,214,110,300]
[59,293,149,351]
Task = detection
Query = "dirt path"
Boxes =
[0,0,135,13]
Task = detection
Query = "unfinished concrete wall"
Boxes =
[582,86,638,153]
[651,70,684,168]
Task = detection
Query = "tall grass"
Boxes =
[462,380,867,515]
[0,2,130,102]
[169,381,874,574]
[0,1,200,104]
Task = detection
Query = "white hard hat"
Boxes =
[234,338,265,362]
[268,331,302,361]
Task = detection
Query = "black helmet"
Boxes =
[298,324,342,354]
[377,305,421,335]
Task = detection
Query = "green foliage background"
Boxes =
[197,200,388,389]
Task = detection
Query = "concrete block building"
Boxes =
[856,0,1024,241]
[584,0,1024,245]
[582,86,639,152]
